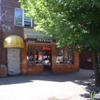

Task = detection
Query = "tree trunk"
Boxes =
[92,50,100,87]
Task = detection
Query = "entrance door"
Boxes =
[7,48,21,75]
[43,47,51,71]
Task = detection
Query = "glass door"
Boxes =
[43,47,51,71]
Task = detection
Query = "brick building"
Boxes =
[0,0,79,77]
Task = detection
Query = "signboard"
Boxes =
[43,47,51,50]
[25,38,57,43]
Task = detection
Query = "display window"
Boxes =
[35,47,43,66]
[56,48,64,64]
[27,46,34,67]
[56,47,74,65]
[26,44,74,68]
[27,45,52,67]
[64,47,74,64]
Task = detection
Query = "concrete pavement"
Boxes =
[0,69,95,100]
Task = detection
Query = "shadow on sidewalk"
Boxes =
[0,69,95,99]
[0,69,94,84]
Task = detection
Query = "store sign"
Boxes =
[26,38,57,43]
[43,47,51,50]
[37,39,53,42]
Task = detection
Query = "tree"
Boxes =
[19,0,100,87]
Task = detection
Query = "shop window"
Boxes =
[27,46,34,67]
[64,48,73,64]
[35,47,43,66]
[14,8,32,27]
[56,48,64,64]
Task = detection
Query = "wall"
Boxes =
[0,0,24,64]
[0,0,2,64]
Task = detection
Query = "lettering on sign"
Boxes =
[26,38,57,43]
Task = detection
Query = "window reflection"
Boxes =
[56,48,64,64]
[24,12,31,27]
[27,46,34,67]
[65,48,73,64]
[15,9,32,27]
[15,9,23,26]
[35,47,43,66]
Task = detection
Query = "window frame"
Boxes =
[14,8,32,27]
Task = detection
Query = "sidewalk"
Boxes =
[0,69,95,100]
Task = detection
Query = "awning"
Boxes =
[24,28,53,39]
[3,35,24,48]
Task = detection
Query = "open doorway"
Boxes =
[43,47,52,71]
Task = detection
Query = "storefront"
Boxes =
[21,28,79,75]
[2,29,79,76]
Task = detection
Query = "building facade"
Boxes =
[0,0,79,77]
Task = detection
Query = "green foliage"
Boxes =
[19,0,100,52]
